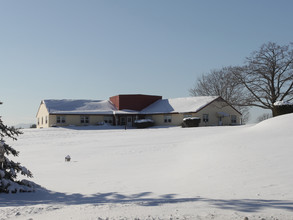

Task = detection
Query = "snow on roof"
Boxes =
[114,109,140,114]
[42,96,220,115]
[43,99,117,115]
[141,96,219,114]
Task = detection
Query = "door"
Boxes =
[218,117,223,126]
[127,116,132,127]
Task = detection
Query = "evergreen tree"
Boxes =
[0,102,35,193]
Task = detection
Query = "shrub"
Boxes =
[274,101,293,116]
[182,117,201,128]
[134,119,154,128]
[30,124,37,128]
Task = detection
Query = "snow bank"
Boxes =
[252,112,293,133]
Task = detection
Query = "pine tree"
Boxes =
[0,102,35,193]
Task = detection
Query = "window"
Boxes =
[231,115,237,124]
[104,116,113,125]
[57,116,66,124]
[80,116,89,124]
[120,117,126,125]
[45,116,48,124]
[164,115,172,123]
[203,114,209,123]
[37,118,40,125]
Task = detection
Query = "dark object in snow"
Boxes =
[65,155,71,162]
[134,119,154,128]
[182,117,201,127]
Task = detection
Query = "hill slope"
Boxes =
[1,114,293,219]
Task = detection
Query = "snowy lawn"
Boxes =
[1,114,293,219]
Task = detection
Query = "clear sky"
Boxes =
[1,0,293,125]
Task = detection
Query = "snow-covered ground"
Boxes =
[1,114,293,219]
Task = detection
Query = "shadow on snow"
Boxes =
[1,187,293,213]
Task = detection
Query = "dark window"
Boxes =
[231,115,237,124]
[57,116,66,124]
[104,116,113,125]
[164,115,172,123]
[120,117,126,125]
[81,116,89,124]
[203,114,209,123]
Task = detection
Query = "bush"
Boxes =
[182,117,201,128]
[274,101,293,116]
[134,119,154,128]
[30,124,37,128]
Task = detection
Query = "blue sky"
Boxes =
[1,0,293,125]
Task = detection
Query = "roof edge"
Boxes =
[194,96,242,115]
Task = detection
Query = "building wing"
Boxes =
[141,96,220,114]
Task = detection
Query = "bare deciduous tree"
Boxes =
[189,66,250,122]
[257,113,272,123]
[233,42,293,116]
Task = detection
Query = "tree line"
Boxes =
[189,42,293,122]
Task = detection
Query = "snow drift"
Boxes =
[1,113,293,219]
